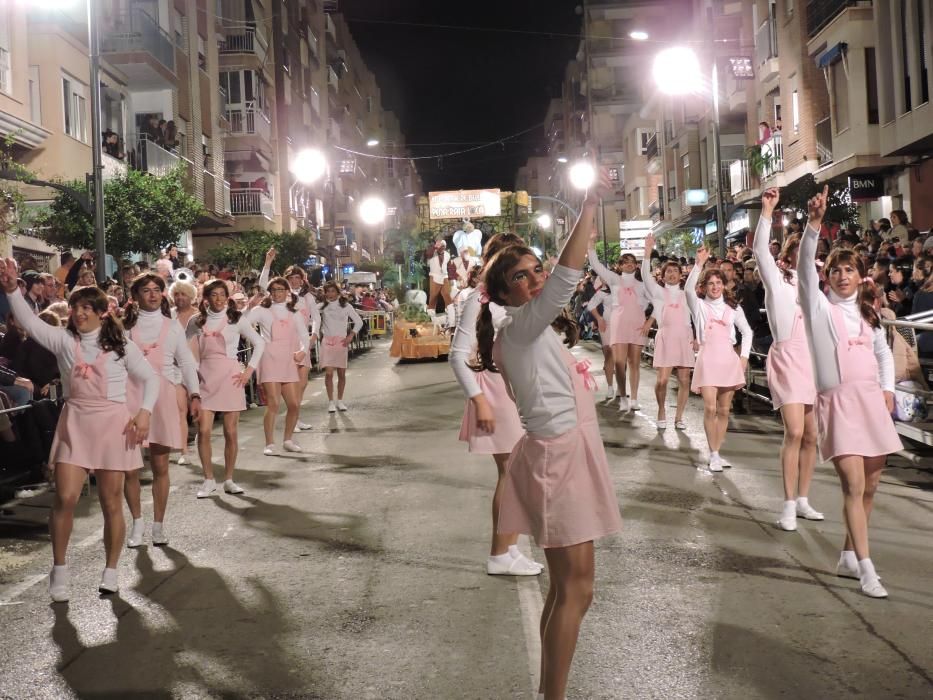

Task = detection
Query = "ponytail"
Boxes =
[98,314,128,358]
[550,308,579,348]
[859,278,882,329]
[122,299,141,329]
[470,301,498,373]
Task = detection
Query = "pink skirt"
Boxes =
[653,328,695,369]
[458,370,524,454]
[50,398,143,471]
[127,376,183,450]
[816,380,902,462]
[320,336,349,369]
[258,340,299,384]
[691,345,745,393]
[766,338,816,409]
[199,356,246,413]
[608,317,647,346]
[498,419,623,548]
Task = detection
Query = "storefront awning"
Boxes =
[817,42,848,68]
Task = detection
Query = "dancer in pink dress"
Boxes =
[584,281,616,401]
[450,232,542,577]
[317,282,363,413]
[476,171,621,700]
[248,277,309,454]
[685,247,753,472]
[191,279,266,498]
[587,249,649,412]
[753,188,823,531]
[799,186,901,598]
[0,259,159,601]
[641,234,694,430]
[122,273,201,547]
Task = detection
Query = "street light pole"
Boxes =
[87,0,107,283]
[711,59,726,258]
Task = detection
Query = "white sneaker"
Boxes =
[605,386,616,401]
[328,401,337,413]
[336,400,348,411]
[656,419,667,430]
[151,522,168,546]
[99,568,119,594]
[675,420,687,430]
[196,479,217,498]
[719,455,732,468]
[223,479,244,494]
[618,397,630,412]
[49,565,69,603]
[177,454,189,466]
[127,518,145,548]
[508,545,544,572]
[860,575,888,598]
[630,401,642,411]
[296,421,313,431]
[835,552,860,580]
[487,555,542,576]
[777,502,797,532]
[708,454,723,472]
[283,440,303,453]
[263,444,276,456]
[796,500,825,521]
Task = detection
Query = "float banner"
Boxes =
[429,189,502,219]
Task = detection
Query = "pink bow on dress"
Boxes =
[710,317,728,326]
[668,303,680,309]
[74,363,92,380]
[203,331,223,338]
[622,287,636,298]
[138,343,157,357]
[575,359,598,392]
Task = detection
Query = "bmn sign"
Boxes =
[849,174,883,200]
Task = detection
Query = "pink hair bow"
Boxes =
[575,359,598,392]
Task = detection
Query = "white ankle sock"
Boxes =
[782,500,796,515]
[842,550,858,569]
[797,496,810,507]
[858,558,878,580]
[489,552,512,565]
[710,451,720,459]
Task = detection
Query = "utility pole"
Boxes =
[87,0,107,282]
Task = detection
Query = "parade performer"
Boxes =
[753,188,823,532]
[426,240,452,311]
[248,277,309,454]
[798,186,901,599]
[475,171,621,700]
[170,278,199,465]
[449,232,543,577]
[641,234,694,430]
[122,273,201,547]
[190,280,266,497]
[318,282,363,412]
[586,248,649,412]
[0,258,159,601]
[685,247,753,472]
[584,282,617,401]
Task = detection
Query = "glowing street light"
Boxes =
[536,213,552,229]
[556,156,569,163]
[569,161,596,190]
[291,148,327,184]
[359,196,387,225]
[366,138,380,147]
[652,46,702,95]
[629,30,649,41]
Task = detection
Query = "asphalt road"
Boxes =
[0,339,931,699]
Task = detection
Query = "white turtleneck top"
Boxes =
[129,309,200,393]
[798,224,894,393]
[258,266,321,337]
[449,287,509,399]
[752,215,800,343]
[584,288,613,318]
[248,301,309,351]
[587,250,649,311]
[642,258,690,328]
[685,264,753,357]
[7,289,159,409]
[189,308,266,368]
[317,300,364,338]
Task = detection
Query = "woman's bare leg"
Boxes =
[490,452,519,556]
[197,409,216,479]
[700,387,718,453]
[49,463,88,566]
[262,382,282,445]
[713,389,734,452]
[95,470,128,569]
[627,344,641,405]
[655,367,672,421]
[779,404,805,501]
[280,382,300,441]
[674,368,691,422]
[336,368,347,400]
[222,412,240,481]
[175,384,189,457]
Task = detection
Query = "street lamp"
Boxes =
[536,213,552,229]
[359,196,387,225]
[568,161,596,191]
[366,138,380,147]
[291,148,327,184]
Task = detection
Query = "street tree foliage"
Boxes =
[34,167,201,261]
[206,230,312,276]
[778,174,860,226]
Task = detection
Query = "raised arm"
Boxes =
[752,188,782,291]
[684,248,707,317]
[640,233,662,300]
[5,287,71,355]
[798,187,830,324]
[258,247,275,289]
[587,249,619,288]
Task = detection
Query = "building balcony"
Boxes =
[760,133,784,180]
[590,85,640,106]
[230,187,275,220]
[724,72,747,113]
[219,29,269,64]
[327,65,339,94]
[102,152,128,181]
[807,0,864,37]
[131,136,183,177]
[101,8,177,89]
[755,17,780,83]
[729,159,754,197]
[816,118,834,166]
[225,102,272,144]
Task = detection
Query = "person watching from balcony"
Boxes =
[164,121,179,151]
[756,121,772,145]
[103,130,124,160]
[773,117,783,132]
[144,115,161,143]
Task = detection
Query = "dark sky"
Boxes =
[340,1,582,193]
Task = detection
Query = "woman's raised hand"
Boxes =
[0,257,19,294]
[696,245,710,266]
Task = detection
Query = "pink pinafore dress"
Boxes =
[691,303,745,393]
[320,309,349,369]
[198,324,247,413]
[815,306,902,462]
[766,301,817,409]
[49,340,143,471]
[496,345,623,548]
[126,319,183,450]
[653,287,695,369]
[609,282,646,346]
[257,316,300,383]
[458,370,524,455]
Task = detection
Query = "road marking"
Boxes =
[515,537,544,696]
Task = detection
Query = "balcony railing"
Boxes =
[755,17,778,66]
[816,117,834,166]
[220,29,268,63]
[102,152,128,181]
[645,133,658,160]
[730,159,753,197]
[807,0,864,37]
[590,85,638,104]
[760,133,784,179]
[132,135,181,177]
[230,187,274,219]
[225,101,272,142]
[223,180,232,215]
[101,8,176,73]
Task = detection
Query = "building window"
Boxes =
[608,167,620,182]
[62,76,88,143]
[900,0,912,113]
[681,154,690,187]
[29,66,41,124]
[785,0,794,18]
[866,48,879,124]
[831,60,849,133]
[0,11,10,95]
[367,95,374,114]
[636,128,652,156]
[919,0,929,104]
[791,89,799,134]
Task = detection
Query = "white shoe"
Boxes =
[263,444,276,456]
[618,397,630,412]
[223,479,244,495]
[796,501,825,521]
[336,400,348,411]
[860,575,888,598]
[127,518,145,548]
[630,401,642,411]
[835,553,860,580]
[196,479,217,498]
[49,565,69,603]
[708,454,723,472]
[99,568,119,594]
[656,419,667,430]
[283,440,303,453]
[177,454,189,466]
[296,421,313,431]
[151,522,168,546]
[605,386,616,401]
[328,401,337,413]
[508,545,544,572]
[675,420,687,430]
[487,555,542,576]
[719,456,732,468]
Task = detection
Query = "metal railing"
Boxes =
[730,159,753,196]
[755,17,778,66]
[133,135,181,177]
[807,0,865,37]
[816,117,833,165]
[223,180,232,215]
[760,133,784,179]
[225,101,272,142]
[101,8,176,73]
[219,28,268,62]
[230,187,274,219]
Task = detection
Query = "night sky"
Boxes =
[340,1,583,193]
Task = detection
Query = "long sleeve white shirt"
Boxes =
[190,309,266,368]
[7,289,159,409]
[497,264,580,437]
[585,289,613,316]
[318,301,364,337]
[588,250,649,311]
[428,251,451,284]
[130,309,200,393]
[798,224,895,393]
[684,264,753,357]
[641,258,690,328]
[752,215,800,343]
[449,287,509,399]
[248,302,309,351]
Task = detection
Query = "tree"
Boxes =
[34,167,201,261]
[659,228,705,258]
[206,230,313,276]
[778,173,860,227]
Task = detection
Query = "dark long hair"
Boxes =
[260,276,298,312]
[320,281,347,310]
[195,279,241,327]
[66,286,127,358]
[697,268,738,309]
[122,272,171,329]
[825,248,880,329]
[778,234,801,284]
[482,232,524,260]
[472,246,578,373]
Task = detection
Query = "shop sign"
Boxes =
[849,174,883,200]
[685,189,709,206]
[705,220,718,235]
[429,189,501,219]
[727,210,750,234]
